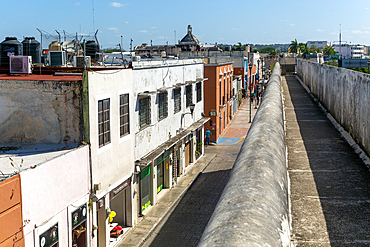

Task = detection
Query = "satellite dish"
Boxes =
[61,40,76,52]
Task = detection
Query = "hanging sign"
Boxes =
[39,223,59,247]
[71,204,87,230]
[110,178,131,201]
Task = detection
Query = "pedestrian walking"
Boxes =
[205,129,212,146]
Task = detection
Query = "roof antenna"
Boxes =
[92,0,96,34]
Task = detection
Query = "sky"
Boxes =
[1,0,370,50]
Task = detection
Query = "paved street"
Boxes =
[117,98,258,247]
[142,99,256,247]
[284,75,370,246]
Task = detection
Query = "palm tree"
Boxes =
[235,42,245,51]
[323,46,337,56]
[289,39,298,53]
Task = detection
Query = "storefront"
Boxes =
[140,166,151,212]
[109,177,131,246]
[70,204,88,247]
[155,150,169,194]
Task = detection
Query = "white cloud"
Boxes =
[74,2,80,6]
[289,23,296,27]
[30,12,35,16]
[217,38,225,40]
[139,30,148,33]
[2,22,8,24]
[232,28,238,31]
[352,30,370,35]
[125,21,129,24]
[108,27,119,31]
[317,29,324,32]
[150,27,157,29]
[110,2,125,7]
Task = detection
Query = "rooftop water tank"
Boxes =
[22,37,40,64]
[49,41,61,51]
[85,40,100,61]
[0,37,22,67]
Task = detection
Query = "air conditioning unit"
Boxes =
[9,56,32,74]
[73,56,91,67]
[48,51,66,66]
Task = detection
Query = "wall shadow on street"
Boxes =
[148,168,232,247]
[285,75,370,245]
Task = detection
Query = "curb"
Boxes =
[117,153,217,247]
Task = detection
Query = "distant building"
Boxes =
[134,43,180,57]
[177,25,201,51]
[307,41,333,49]
[333,44,368,59]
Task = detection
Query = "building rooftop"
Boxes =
[0,143,81,182]
[0,73,82,81]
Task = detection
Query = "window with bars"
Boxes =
[139,96,151,128]
[98,98,111,147]
[186,84,192,107]
[120,94,130,137]
[196,82,202,102]
[174,88,181,113]
[158,91,168,120]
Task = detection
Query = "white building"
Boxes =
[132,58,208,214]
[85,69,136,247]
[307,41,333,49]
[0,68,136,247]
[0,75,91,247]
[333,44,368,59]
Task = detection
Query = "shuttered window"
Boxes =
[98,98,111,147]
[196,82,202,102]
[174,88,181,113]
[158,92,168,120]
[139,96,151,128]
[186,84,192,107]
[120,94,130,137]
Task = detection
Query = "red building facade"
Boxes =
[204,62,234,143]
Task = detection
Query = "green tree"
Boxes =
[289,39,298,53]
[300,44,310,56]
[323,46,337,56]
[235,42,245,51]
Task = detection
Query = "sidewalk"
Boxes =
[117,98,258,247]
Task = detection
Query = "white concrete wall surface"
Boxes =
[0,79,82,143]
[21,145,90,247]
[87,68,135,195]
[297,59,370,158]
[132,59,205,160]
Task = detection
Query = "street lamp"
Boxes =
[248,63,253,123]
[180,103,195,129]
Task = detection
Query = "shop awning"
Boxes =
[135,117,210,168]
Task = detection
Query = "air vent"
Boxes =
[9,56,32,74]
[73,56,91,67]
[48,51,66,66]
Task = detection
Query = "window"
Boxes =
[186,84,192,107]
[120,94,130,137]
[139,96,151,128]
[174,88,181,113]
[196,82,202,102]
[98,98,111,147]
[158,91,168,120]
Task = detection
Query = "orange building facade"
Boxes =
[204,62,234,143]
[0,174,24,247]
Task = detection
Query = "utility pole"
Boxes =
[130,39,133,52]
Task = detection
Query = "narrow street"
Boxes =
[142,99,256,247]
